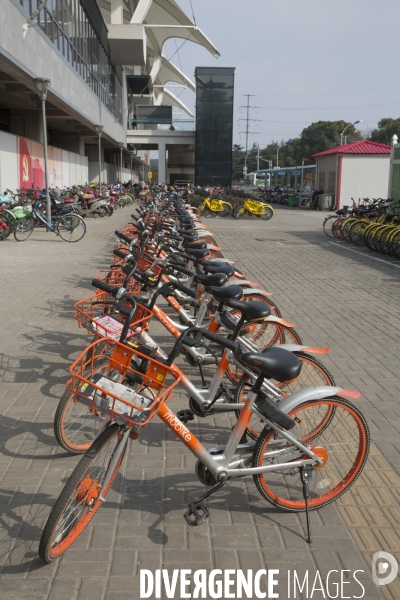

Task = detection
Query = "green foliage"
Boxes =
[369,118,400,145]
[232,120,365,181]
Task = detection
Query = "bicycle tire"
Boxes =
[385,226,400,256]
[322,216,338,238]
[332,218,344,239]
[57,214,86,242]
[241,320,302,349]
[389,229,400,258]
[13,215,35,242]
[348,220,368,246]
[376,226,395,255]
[0,213,14,240]
[225,322,302,385]
[363,223,380,251]
[259,207,273,221]
[233,352,336,440]
[199,203,207,216]
[39,423,125,562]
[54,358,111,454]
[252,397,369,511]
[221,204,232,217]
[340,217,358,241]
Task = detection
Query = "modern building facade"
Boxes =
[0,0,219,188]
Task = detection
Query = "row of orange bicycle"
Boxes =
[39,190,370,562]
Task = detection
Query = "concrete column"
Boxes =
[158,141,166,184]
[111,0,123,24]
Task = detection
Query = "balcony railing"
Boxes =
[128,119,195,132]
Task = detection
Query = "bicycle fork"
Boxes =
[98,428,131,502]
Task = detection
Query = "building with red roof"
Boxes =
[312,140,391,209]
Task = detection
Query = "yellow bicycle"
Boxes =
[199,197,233,217]
[233,198,274,221]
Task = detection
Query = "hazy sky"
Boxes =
[163,0,400,148]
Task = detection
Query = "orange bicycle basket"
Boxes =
[66,338,181,427]
[73,292,153,341]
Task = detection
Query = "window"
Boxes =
[328,171,336,194]
[22,0,122,122]
[318,171,325,191]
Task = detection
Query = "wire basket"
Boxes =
[74,292,153,341]
[67,338,181,427]
[93,269,140,295]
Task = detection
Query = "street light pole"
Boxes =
[33,77,51,230]
[118,143,124,183]
[340,120,362,146]
[94,125,103,188]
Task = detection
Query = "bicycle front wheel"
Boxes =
[252,397,369,511]
[54,358,111,454]
[14,215,35,241]
[39,423,125,562]
[57,214,86,242]
[259,207,274,220]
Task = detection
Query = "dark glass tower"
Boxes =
[194,67,235,187]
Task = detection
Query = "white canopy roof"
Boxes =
[131,0,220,58]
[154,87,194,118]
[153,56,195,91]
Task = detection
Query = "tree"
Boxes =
[232,144,246,181]
[369,118,400,145]
[298,120,363,158]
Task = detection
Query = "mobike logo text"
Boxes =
[163,408,192,442]
[154,308,178,337]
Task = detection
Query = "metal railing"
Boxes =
[128,119,195,132]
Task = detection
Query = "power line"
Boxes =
[253,85,400,98]
[255,102,400,111]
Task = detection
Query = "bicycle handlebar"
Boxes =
[113,248,128,260]
[200,329,238,352]
[167,264,193,277]
[91,279,118,296]
[115,230,133,244]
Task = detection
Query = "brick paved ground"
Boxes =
[0,205,399,599]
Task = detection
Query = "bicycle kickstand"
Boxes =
[300,465,313,544]
[184,479,227,527]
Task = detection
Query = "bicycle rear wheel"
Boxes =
[14,215,35,241]
[39,423,125,562]
[252,397,369,511]
[322,216,337,238]
[233,353,336,439]
[57,214,86,242]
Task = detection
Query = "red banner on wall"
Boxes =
[31,141,45,189]
[18,137,32,189]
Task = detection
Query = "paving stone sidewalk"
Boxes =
[0,205,398,599]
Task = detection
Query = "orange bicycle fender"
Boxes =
[336,389,361,399]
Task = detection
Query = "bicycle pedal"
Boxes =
[176,409,194,424]
[183,502,210,526]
